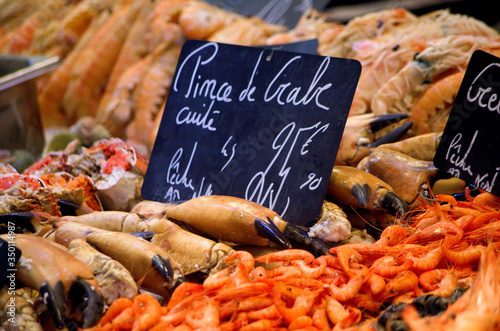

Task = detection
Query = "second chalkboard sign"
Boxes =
[142,40,361,226]
[434,50,500,196]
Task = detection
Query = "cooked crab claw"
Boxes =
[0,234,104,329]
[85,231,186,298]
[365,117,413,148]
[40,277,103,329]
[254,217,291,249]
[336,113,413,166]
[165,195,292,249]
[328,166,409,216]
[351,183,409,216]
[379,191,410,216]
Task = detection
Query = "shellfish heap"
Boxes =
[1,0,499,157]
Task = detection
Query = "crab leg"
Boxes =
[0,234,104,329]
[327,166,409,216]
[85,231,186,298]
[165,195,291,249]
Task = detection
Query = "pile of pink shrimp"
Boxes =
[87,188,499,330]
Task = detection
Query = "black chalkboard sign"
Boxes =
[204,0,329,28]
[434,50,500,195]
[142,40,361,226]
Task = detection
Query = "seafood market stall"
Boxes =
[1,0,499,330]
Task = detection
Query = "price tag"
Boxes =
[434,50,500,195]
[142,40,361,225]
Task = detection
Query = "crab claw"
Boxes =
[357,147,438,207]
[0,234,104,329]
[351,183,409,216]
[328,166,409,215]
[85,231,186,298]
[336,113,412,166]
[166,195,292,248]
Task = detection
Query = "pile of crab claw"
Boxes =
[0,128,455,329]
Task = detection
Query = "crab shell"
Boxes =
[94,167,144,211]
[39,172,103,212]
[0,173,61,216]
[72,138,149,211]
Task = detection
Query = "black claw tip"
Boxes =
[68,278,104,329]
[0,212,37,233]
[130,231,155,240]
[381,191,409,216]
[284,224,330,256]
[152,254,174,283]
[368,121,413,148]
[254,218,291,249]
[352,184,371,207]
[368,113,409,132]
[58,200,82,216]
[40,281,66,329]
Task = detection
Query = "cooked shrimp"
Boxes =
[272,284,319,324]
[408,246,443,272]
[419,269,458,297]
[378,270,419,301]
[328,268,369,302]
[255,249,316,264]
[372,255,413,277]
[325,295,349,325]
[131,293,163,331]
[442,235,487,266]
